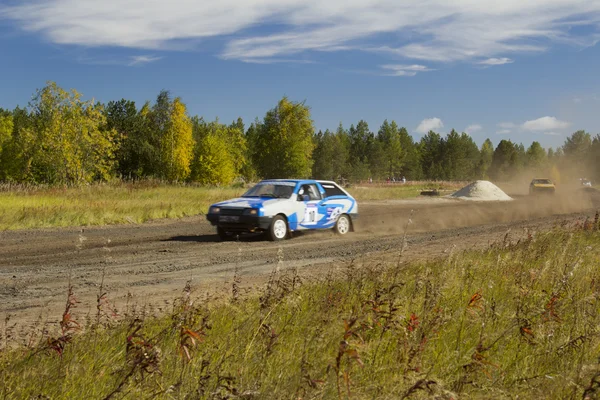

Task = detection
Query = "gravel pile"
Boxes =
[451,180,513,201]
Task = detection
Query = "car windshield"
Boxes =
[533,179,552,184]
[242,183,295,198]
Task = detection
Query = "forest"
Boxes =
[0,81,596,186]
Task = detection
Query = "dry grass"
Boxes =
[0,181,245,230]
[2,220,600,399]
[0,180,467,231]
[349,181,466,201]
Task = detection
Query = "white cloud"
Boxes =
[465,124,482,134]
[2,0,600,64]
[416,117,444,134]
[477,57,514,66]
[522,116,570,131]
[496,129,512,135]
[380,64,433,76]
[498,122,516,129]
[128,55,161,66]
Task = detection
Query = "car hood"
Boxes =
[532,183,555,188]
[212,197,288,209]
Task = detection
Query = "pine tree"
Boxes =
[478,139,494,178]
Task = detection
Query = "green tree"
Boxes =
[243,119,261,181]
[312,130,334,180]
[563,130,592,178]
[478,139,494,178]
[223,122,247,179]
[526,141,547,170]
[311,123,352,182]
[488,139,517,181]
[349,120,372,166]
[231,117,244,136]
[378,120,404,178]
[253,97,314,178]
[398,127,422,180]
[514,143,527,173]
[105,99,147,178]
[440,130,480,180]
[20,82,116,184]
[419,131,443,179]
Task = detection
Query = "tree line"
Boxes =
[0,82,596,186]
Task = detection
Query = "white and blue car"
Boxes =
[206,179,358,241]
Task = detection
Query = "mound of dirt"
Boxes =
[451,180,513,201]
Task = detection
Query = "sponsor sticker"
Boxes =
[327,207,343,220]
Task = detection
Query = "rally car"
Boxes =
[529,178,556,195]
[206,179,358,241]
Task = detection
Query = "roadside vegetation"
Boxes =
[0,181,464,231]
[2,222,600,399]
[0,181,243,230]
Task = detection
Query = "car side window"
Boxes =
[320,183,346,198]
[301,184,321,200]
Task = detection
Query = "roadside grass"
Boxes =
[2,223,600,399]
[349,181,465,201]
[0,182,244,230]
[0,181,466,231]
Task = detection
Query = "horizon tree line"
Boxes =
[0,82,596,186]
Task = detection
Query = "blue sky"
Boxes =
[1,0,600,149]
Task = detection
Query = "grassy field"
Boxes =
[0,181,464,231]
[2,224,600,399]
[349,181,464,201]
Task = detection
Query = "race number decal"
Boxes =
[303,205,318,225]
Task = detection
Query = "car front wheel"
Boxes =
[268,216,288,241]
[334,214,351,235]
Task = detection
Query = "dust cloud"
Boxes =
[356,182,598,235]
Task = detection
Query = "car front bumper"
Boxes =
[530,186,555,194]
[206,214,273,232]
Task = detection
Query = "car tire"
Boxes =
[268,216,288,241]
[333,214,351,235]
[217,227,231,241]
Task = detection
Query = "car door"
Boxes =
[296,183,323,230]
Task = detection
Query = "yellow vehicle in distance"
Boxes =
[529,178,556,195]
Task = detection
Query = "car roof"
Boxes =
[259,179,309,184]
[260,179,337,185]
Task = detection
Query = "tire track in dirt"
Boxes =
[0,191,598,331]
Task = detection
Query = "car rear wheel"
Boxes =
[268,216,288,241]
[334,214,351,235]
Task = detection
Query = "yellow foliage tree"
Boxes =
[16,82,116,184]
[190,128,235,185]
[0,112,13,154]
[161,98,194,181]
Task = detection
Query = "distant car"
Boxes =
[206,179,358,241]
[581,178,592,187]
[529,178,555,195]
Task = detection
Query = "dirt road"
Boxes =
[1,189,598,333]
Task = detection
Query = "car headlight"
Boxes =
[210,207,221,214]
[244,208,258,216]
